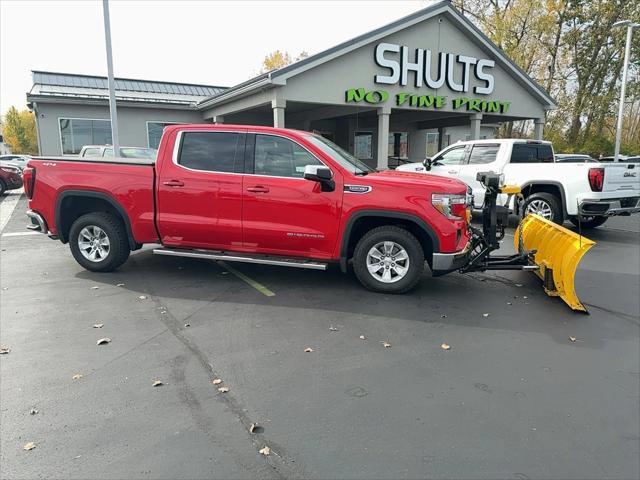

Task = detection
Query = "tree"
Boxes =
[1,107,38,155]
[261,50,309,73]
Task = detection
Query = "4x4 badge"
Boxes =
[344,185,372,194]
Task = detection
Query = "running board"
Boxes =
[153,247,328,270]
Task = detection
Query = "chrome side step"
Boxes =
[153,247,328,270]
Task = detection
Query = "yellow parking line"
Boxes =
[217,261,275,297]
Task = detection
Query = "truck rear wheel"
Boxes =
[69,212,130,272]
[568,215,608,229]
[521,193,563,224]
[353,226,424,294]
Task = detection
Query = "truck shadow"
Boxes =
[75,247,639,350]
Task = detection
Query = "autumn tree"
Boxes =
[1,107,38,155]
[261,50,309,73]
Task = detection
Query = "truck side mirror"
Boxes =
[422,157,432,171]
[303,165,335,192]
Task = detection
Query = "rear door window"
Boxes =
[178,132,242,173]
[468,144,499,164]
[510,144,554,163]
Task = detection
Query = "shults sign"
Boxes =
[345,43,511,114]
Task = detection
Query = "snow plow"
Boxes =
[460,172,595,312]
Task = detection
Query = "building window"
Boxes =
[59,118,111,155]
[147,122,180,149]
[354,132,373,160]
[388,132,408,159]
[426,132,439,157]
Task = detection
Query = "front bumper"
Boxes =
[432,241,473,274]
[579,197,640,216]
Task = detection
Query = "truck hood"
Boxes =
[364,169,468,193]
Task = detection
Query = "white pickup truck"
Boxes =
[397,139,640,228]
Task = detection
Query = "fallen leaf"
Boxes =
[138,295,147,300]
[441,343,451,350]
[569,336,576,342]
[91,286,99,290]
[152,380,163,387]
[160,310,167,315]
[507,302,513,305]
[23,442,36,451]
[93,323,104,329]
[441,314,447,318]
[184,323,190,327]
[482,313,490,317]
[72,374,83,380]
[218,386,229,393]
[381,341,391,348]
[249,422,258,434]
[359,335,366,340]
[515,283,523,287]
[212,378,222,385]
[329,325,339,332]
[96,338,111,346]
[30,408,38,415]
[304,347,314,353]
[116,283,125,287]
[523,296,529,299]
[0,345,10,354]
[258,446,270,456]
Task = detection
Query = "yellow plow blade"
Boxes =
[514,214,595,312]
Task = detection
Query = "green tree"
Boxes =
[261,50,309,73]
[1,107,38,155]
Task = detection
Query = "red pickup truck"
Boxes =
[23,125,472,293]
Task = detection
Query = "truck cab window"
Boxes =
[468,145,499,164]
[254,135,322,178]
[178,132,240,172]
[434,146,466,165]
[511,144,554,163]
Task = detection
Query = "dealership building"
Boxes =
[27,1,555,169]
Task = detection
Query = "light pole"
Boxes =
[612,20,639,162]
[102,0,120,157]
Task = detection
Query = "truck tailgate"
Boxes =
[603,163,639,192]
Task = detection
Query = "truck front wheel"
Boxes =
[69,212,130,272]
[353,226,424,294]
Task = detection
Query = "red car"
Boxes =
[23,125,472,293]
[0,163,23,195]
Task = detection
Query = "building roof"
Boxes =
[28,71,227,107]
[197,0,556,110]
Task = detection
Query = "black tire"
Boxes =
[69,212,130,272]
[568,215,608,229]
[353,226,425,294]
[521,193,564,224]
[0,179,6,195]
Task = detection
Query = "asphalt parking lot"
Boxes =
[1,190,639,480]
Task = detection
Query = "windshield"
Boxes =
[304,134,376,175]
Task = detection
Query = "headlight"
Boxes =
[431,193,468,219]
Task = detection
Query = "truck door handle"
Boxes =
[163,180,184,187]
[246,186,269,193]
[448,170,458,174]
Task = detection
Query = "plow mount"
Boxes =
[460,172,595,312]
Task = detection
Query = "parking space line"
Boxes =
[0,191,23,232]
[217,261,275,297]
[2,231,40,237]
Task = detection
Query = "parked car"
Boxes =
[0,163,23,195]
[396,139,640,229]
[24,125,476,294]
[0,154,31,171]
[599,155,640,163]
[78,145,158,159]
[555,153,598,163]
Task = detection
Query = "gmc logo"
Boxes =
[623,171,636,177]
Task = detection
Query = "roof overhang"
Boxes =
[197,0,555,111]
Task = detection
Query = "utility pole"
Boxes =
[102,0,120,157]
[613,20,639,162]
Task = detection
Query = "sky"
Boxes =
[0,0,432,113]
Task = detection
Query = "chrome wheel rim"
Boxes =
[526,200,553,220]
[366,241,410,284]
[78,226,110,262]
